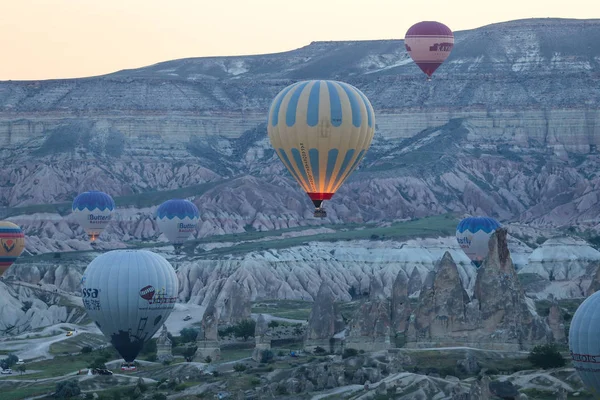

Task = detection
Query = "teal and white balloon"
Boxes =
[81,250,178,363]
[456,216,501,268]
[569,291,600,398]
[72,191,115,242]
[155,199,200,249]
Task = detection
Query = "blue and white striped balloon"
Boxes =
[155,199,200,246]
[456,216,501,268]
[72,191,115,242]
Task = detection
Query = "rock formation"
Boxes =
[405,251,471,346]
[547,299,566,343]
[346,281,391,352]
[304,282,340,353]
[390,269,412,334]
[218,281,251,324]
[472,228,551,349]
[404,228,551,350]
[407,267,422,297]
[156,324,173,363]
[586,263,600,296]
[252,314,272,362]
[195,298,220,362]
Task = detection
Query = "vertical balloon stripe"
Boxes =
[338,83,362,128]
[306,81,321,127]
[309,148,320,190]
[324,149,339,191]
[270,81,301,127]
[326,81,343,127]
[331,149,356,189]
[337,149,366,188]
[356,89,374,128]
[277,148,305,188]
[291,148,313,191]
[285,81,310,127]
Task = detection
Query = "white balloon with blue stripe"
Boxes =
[72,191,115,242]
[456,216,501,268]
[155,199,200,248]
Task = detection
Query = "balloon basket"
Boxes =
[314,208,327,218]
[121,363,137,372]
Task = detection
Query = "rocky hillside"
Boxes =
[0,18,599,254]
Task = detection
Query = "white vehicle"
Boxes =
[15,359,24,365]
[1,369,12,374]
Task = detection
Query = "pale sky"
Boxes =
[1,0,598,80]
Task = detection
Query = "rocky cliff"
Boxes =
[1,19,600,254]
[402,229,552,350]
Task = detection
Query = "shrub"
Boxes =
[342,348,358,359]
[528,344,566,369]
[234,319,256,341]
[54,379,81,398]
[260,350,274,364]
[233,363,247,372]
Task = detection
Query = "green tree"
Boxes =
[182,345,198,362]
[16,364,26,375]
[233,363,247,372]
[528,344,566,369]
[88,357,107,370]
[234,319,256,341]
[54,380,81,398]
[179,328,199,343]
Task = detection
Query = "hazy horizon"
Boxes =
[3,0,599,81]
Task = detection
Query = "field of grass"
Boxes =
[10,347,121,380]
[194,213,459,258]
[401,348,534,378]
[48,333,108,355]
[17,212,460,263]
[252,300,313,321]
[4,383,57,400]
[218,347,254,363]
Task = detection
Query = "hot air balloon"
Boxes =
[0,221,25,277]
[81,250,178,367]
[456,216,501,268]
[156,199,200,252]
[569,291,600,398]
[267,80,375,217]
[404,21,454,80]
[72,191,115,242]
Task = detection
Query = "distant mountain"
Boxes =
[1,18,600,254]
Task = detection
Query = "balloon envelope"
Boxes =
[456,216,501,268]
[156,199,200,245]
[405,21,454,78]
[267,80,375,217]
[72,191,115,241]
[81,250,178,362]
[569,291,600,398]
[0,221,25,277]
